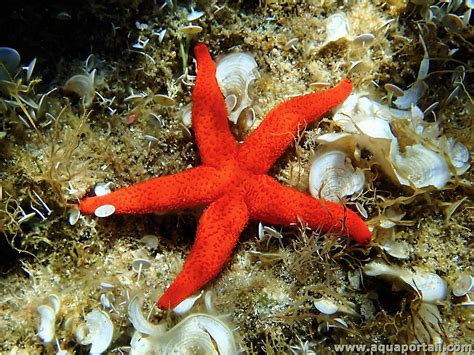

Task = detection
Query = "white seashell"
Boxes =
[181,103,192,127]
[68,208,81,225]
[94,182,113,196]
[48,294,61,314]
[363,261,448,302]
[391,144,450,188]
[323,13,350,44]
[309,150,365,202]
[63,74,95,107]
[178,25,203,36]
[352,33,375,45]
[187,10,204,21]
[452,275,473,297]
[384,83,405,97]
[94,204,116,218]
[393,80,428,109]
[216,51,258,124]
[314,299,338,315]
[37,305,56,343]
[441,137,470,175]
[128,296,167,336]
[76,309,114,354]
[173,292,203,315]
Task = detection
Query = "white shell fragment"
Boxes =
[63,74,95,107]
[76,309,114,354]
[216,51,258,124]
[363,261,448,303]
[68,207,81,225]
[324,13,350,44]
[314,299,339,315]
[187,10,204,21]
[37,305,56,343]
[178,25,203,36]
[309,149,365,202]
[37,294,61,344]
[452,275,473,297]
[94,204,116,218]
[173,292,203,315]
[129,295,238,354]
[94,182,113,196]
[392,144,450,189]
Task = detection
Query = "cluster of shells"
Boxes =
[36,269,240,354]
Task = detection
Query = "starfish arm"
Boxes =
[79,166,225,215]
[192,43,238,166]
[237,80,352,174]
[157,194,249,310]
[246,175,371,244]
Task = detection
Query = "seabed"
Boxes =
[0,0,472,353]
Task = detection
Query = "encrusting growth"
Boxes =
[79,43,371,310]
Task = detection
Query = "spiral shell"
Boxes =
[216,51,258,124]
[129,295,238,355]
[309,149,365,202]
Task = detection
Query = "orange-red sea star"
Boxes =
[79,43,371,310]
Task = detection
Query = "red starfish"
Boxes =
[79,43,371,310]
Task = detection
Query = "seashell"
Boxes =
[440,137,470,175]
[391,143,450,189]
[132,258,152,283]
[154,94,175,107]
[216,51,258,124]
[178,25,203,36]
[181,103,192,127]
[94,182,113,196]
[323,13,350,45]
[352,33,375,45]
[173,292,203,315]
[284,38,299,51]
[0,47,20,79]
[384,83,405,97]
[76,309,114,354]
[37,305,56,343]
[128,295,167,336]
[377,227,410,259]
[63,74,95,107]
[129,295,238,354]
[393,80,428,109]
[187,10,204,21]
[314,299,338,315]
[452,275,473,297]
[139,234,159,249]
[94,204,116,218]
[68,207,81,225]
[309,149,365,202]
[363,261,448,302]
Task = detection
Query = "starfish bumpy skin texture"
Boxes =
[79,43,371,310]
